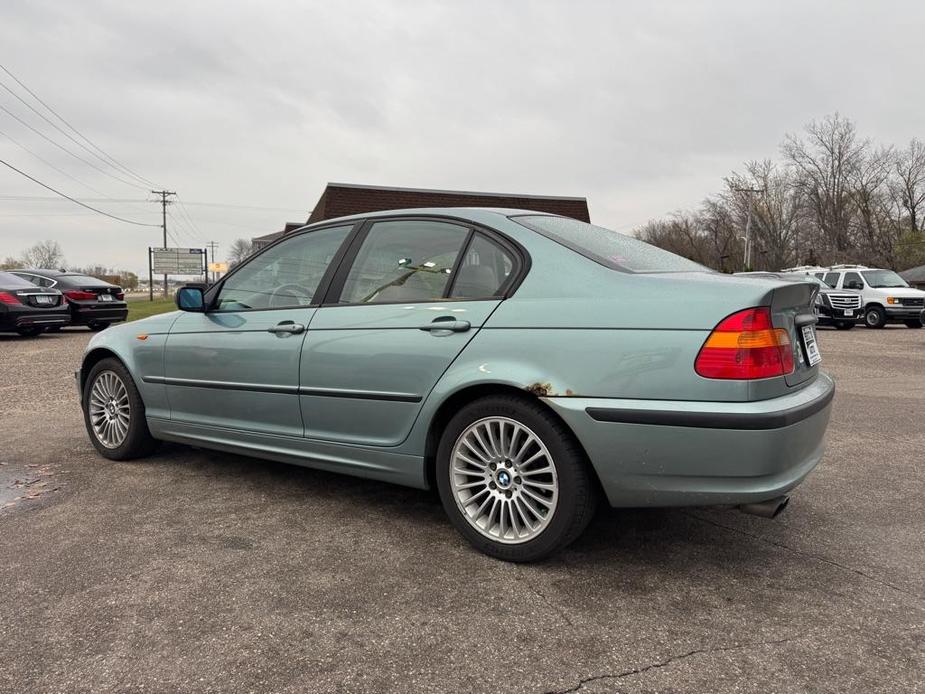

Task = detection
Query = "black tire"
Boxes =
[82,357,159,460]
[16,326,43,337]
[834,321,855,330]
[88,322,110,332]
[864,306,887,329]
[905,320,924,329]
[435,394,598,562]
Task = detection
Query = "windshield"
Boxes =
[511,215,711,273]
[860,270,908,288]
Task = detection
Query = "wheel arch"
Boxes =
[79,347,126,394]
[422,383,601,494]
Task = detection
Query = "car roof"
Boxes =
[11,268,66,276]
[296,207,563,229]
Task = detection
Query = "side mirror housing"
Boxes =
[846,281,863,290]
[176,285,206,312]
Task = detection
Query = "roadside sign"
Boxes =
[208,262,229,273]
[151,247,205,275]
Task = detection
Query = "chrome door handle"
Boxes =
[418,318,471,333]
[267,321,305,334]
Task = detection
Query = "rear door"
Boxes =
[300,218,521,446]
[163,224,354,435]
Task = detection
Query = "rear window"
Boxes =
[511,215,711,273]
[60,275,111,286]
[0,271,38,288]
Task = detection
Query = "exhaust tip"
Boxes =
[739,495,790,519]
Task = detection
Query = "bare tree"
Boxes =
[893,138,925,233]
[782,113,867,258]
[228,238,254,268]
[21,240,65,269]
[0,256,22,270]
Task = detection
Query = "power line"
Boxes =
[0,156,159,227]
[0,62,159,188]
[0,101,149,191]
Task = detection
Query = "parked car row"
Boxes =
[0,269,128,337]
[780,264,925,329]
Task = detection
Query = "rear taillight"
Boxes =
[64,290,97,301]
[115,291,125,300]
[0,291,21,305]
[695,307,794,380]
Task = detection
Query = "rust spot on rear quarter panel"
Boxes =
[525,382,554,397]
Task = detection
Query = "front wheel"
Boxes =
[82,358,159,460]
[436,395,598,562]
[864,306,887,329]
[834,321,855,330]
[905,320,924,329]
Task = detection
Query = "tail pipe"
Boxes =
[739,495,790,519]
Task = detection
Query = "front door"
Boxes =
[300,219,519,446]
[163,224,354,436]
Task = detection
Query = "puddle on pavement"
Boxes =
[0,462,59,510]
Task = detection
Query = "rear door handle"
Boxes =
[268,321,305,335]
[418,318,471,333]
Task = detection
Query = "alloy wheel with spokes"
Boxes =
[437,395,598,562]
[451,416,559,544]
[88,370,131,449]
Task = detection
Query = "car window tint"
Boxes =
[512,214,710,273]
[0,271,38,288]
[216,225,351,311]
[450,233,513,299]
[844,272,863,288]
[339,221,468,304]
[823,272,839,288]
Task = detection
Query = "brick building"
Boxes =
[252,182,590,250]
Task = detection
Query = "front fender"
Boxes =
[79,311,182,419]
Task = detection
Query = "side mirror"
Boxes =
[176,285,206,312]
[845,281,863,290]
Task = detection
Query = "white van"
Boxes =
[805,265,925,329]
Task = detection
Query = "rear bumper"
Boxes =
[546,372,835,508]
[71,304,128,324]
[0,308,70,331]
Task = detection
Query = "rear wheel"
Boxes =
[82,358,159,460]
[834,321,855,330]
[16,326,43,337]
[88,322,110,332]
[905,320,923,329]
[436,395,598,562]
[864,306,886,329]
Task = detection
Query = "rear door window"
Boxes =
[449,233,514,299]
[338,220,469,304]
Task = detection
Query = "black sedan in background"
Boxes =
[11,269,128,331]
[0,271,70,336]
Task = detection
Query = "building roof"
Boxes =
[900,264,925,283]
[307,182,590,224]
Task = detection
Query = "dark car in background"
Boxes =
[11,269,128,331]
[735,272,863,329]
[0,271,70,337]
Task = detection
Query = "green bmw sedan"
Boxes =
[77,208,833,561]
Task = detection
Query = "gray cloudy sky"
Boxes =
[1,0,923,273]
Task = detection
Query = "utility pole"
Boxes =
[206,241,219,283]
[152,190,176,296]
[733,187,764,270]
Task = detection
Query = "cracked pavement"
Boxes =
[1,326,923,692]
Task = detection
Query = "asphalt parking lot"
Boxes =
[1,326,923,693]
